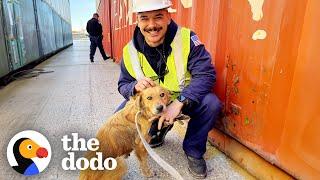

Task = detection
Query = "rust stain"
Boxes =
[244,117,252,125]
[231,103,241,116]
[231,64,236,71]
[228,159,257,180]
[233,86,239,94]
[233,75,240,85]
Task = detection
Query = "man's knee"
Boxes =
[115,100,127,113]
[202,93,222,119]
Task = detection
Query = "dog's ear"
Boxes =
[166,89,172,100]
[134,93,143,110]
[132,92,141,101]
[162,88,172,103]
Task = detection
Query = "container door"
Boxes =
[2,0,26,70]
[0,3,10,77]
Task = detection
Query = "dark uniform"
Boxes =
[117,20,222,159]
[86,17,109,61]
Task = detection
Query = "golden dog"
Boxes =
[79,85,171,180]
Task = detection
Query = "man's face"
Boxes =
[137,9,171,47]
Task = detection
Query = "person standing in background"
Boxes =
[86,13,110,62]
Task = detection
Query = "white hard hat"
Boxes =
[132,0,172,13]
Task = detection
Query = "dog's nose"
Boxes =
[156,105,164,112]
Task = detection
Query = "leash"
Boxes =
[135,111,184,180]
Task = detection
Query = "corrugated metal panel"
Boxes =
[20,0,40,63]
[99,0,320,178]
[53,12,64,49]
[12,2,27,66]
[0,0,72,79]
[62,20,72,46]
[42,0,72,46]
[35,0,57,55]
[2,0,23,70]
[0,4,10,77]
[98,0,135,61]
[98,0,112,57]
[277,0,320,178]
[96,0,101,10]
[212,0,320,178]
[43,0,71,23]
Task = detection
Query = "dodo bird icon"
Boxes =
[12,138,48,176]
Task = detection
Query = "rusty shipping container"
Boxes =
[97,0,320,179]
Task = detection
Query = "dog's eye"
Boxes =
[160,93,165,97]
[147,96,152,100]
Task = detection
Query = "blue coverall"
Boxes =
[117,20,222,159]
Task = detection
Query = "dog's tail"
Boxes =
[79,153,127,180]
[102,156,127,180]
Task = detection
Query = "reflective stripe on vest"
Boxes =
[123,27,191,93]
[172,27,185,90]
[128,40,144,80]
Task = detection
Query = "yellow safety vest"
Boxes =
[123,27,191,98]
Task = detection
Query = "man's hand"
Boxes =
[134,77,156,92]
[158,100,184,130]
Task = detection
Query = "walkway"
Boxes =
[0,40,254,179]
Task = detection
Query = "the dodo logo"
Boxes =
[7,130,52,176]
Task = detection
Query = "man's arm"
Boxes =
[98,22,103,36]
[86,21,91,34]
[157,32,216,130]
[180,31,216,105]
[118,59,138,100]
[118,58,156,99]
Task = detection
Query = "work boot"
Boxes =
[186,155,207,179]
[103,56,110,60]
[148,119,173,148]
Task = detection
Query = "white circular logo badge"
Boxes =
[7,130,52,176]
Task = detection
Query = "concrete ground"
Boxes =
[0,40,255,180]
